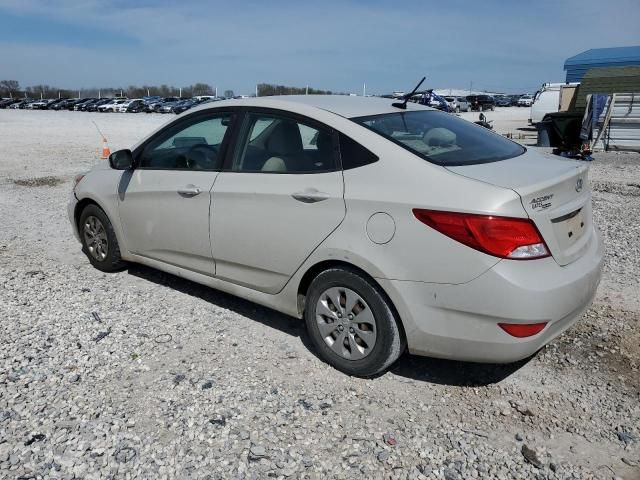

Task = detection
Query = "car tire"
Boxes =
[78,204,126,272]
[304,267,405,377]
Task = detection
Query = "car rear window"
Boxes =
[352,110,525,166]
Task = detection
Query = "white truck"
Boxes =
[529,82,579,124]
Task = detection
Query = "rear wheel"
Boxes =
[79,204,126,272]
[304,267,404,377]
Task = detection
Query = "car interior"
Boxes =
[235,117,336,173]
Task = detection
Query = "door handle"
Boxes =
[177,184,201,197]
[291,189,330,203]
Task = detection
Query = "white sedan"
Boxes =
[98,99,127,112]
[68,95,603,376]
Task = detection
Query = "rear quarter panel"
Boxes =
[305,122,529,284]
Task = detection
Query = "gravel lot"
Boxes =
[1,109,639,479]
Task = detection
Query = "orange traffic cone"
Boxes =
[101,138,111,160]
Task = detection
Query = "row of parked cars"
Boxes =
[440,94,534,112]
[0,95,225,114]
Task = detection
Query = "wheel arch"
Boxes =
[74,196,126,253]
[295,259,407,346]
[74,197,103,231]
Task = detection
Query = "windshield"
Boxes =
[353,110,525,166]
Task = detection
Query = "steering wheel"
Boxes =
[185,144,219,169]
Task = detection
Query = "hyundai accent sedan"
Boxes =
[68,95,603,377]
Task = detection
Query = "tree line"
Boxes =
[1,80,337,99]
[257,84,333,96]
[0,81,222,99]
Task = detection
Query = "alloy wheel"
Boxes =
[83,215,108,261]
[315,287,377,360]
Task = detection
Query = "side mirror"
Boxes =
[109,149,134,170]
[478,113,486,122]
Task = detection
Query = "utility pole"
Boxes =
[179,87,182,98]
[215,86,218,97]
[363,83,366,96]
[306,85,308,95]
[78,90,81,99]
[469,81,473,94]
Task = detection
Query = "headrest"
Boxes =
[266,121,303,156]
[423,128,456,147]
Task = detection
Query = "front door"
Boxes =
[118,111,235,275]
[211,111,346,294]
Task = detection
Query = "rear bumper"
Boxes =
[379,225,604,363]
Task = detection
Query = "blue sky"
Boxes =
[0,0,638,95]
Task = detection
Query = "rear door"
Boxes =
[211,110,346,293]
[118,111,235,275]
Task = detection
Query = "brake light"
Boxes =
[412,209,550,260]
[498,322,547,338]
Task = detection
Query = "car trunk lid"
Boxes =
[446,149,592,266]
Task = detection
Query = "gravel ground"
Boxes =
[0,110,639,479]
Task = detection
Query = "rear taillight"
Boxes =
[412,209,550,260]
[498,322,547,337]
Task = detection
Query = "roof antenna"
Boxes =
[392,76,426,110]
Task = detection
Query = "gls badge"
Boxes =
[576,178,583,192]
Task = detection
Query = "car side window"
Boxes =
[139,113,234,170]
[232,113,337,173]
[338,134,379,170]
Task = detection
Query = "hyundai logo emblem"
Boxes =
[575,178,583,192]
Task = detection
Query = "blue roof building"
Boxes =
[564,46,640,82]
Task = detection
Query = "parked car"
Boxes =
[98,99,128,112]
[49,98,76,110]
[508,95,522,106]
[158,101,180,113]
[69,96,603,377]
[465,95,495,111]
[518,94,534,107]
[120,99,147,113]
[86,98,112,112]
[30,99,57,110]
[68,98,91,110]
[10,99,35,109]
[0,98,22,108]
[73,98,97,111]
[46,98,70,110]
[145,97,180,113]
[443,96,469,113]
[493,95,511,107]
[172,98,199,114]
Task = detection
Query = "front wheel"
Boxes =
[79,204,126,272]
[304,268,404,377]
